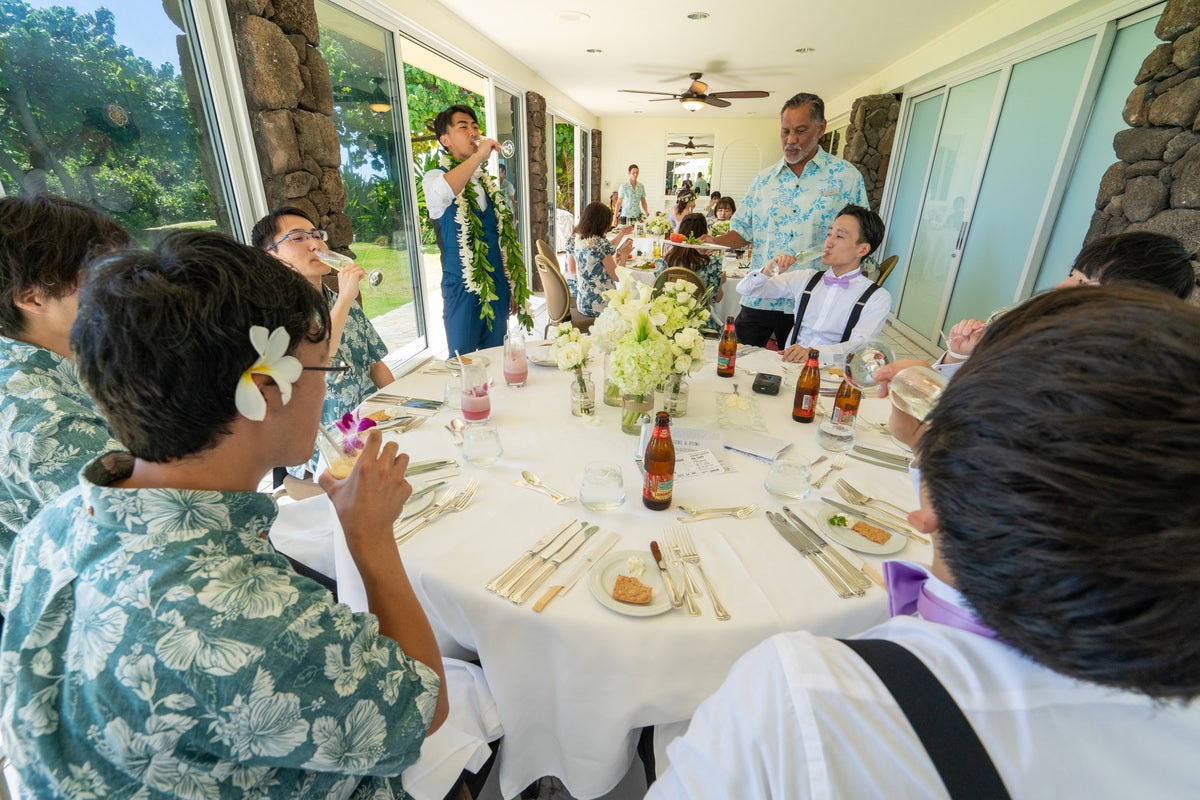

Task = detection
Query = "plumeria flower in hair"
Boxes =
[234,326,303,421]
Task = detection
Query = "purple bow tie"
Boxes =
[884,561,998,640]
[822,271,853,289]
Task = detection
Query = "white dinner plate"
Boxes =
[399,482,438,520]
[589,550,672,617]
[664,240,730,251]
[818,512,906,555]
[445,355,491,369]
[528,343,557,367]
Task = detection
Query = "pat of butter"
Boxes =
[626,556,645,577]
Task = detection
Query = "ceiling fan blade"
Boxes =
[648,97,678,102]
[667,142,690,148]
[707,90,770,99]
[705,97,732,108]
[618,89,679,96]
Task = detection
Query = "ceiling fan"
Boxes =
[619,72,769,111]
[667,137,712,157]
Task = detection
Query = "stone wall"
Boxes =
[526,91,549,290]
[1089,0,1200,256]
[225,0,352,250]
[840,93,901,213]
[590,130,602,204]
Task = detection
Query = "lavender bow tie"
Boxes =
[884,561,998,640]
[822,272,852,289]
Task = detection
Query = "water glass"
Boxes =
[462,423,503,467]
[815,419,856,452]
[580,462,625,511]
[443,379,462,410]
[763,452,811,502]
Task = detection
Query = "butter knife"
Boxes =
[501,522,590,599]
[853,444,912,466]
[820,497,931,546]
[406,481,446,506]
[407,459,459,476]
[847,453,909,472]
[511,525,600,604]
[766,512,852,598]
[782,507,871,593]
[650,541,684,608]
[486,519,579,593]
[533,532,620,612]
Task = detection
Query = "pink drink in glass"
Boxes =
[461,389,490,422]
[504,353,528,387]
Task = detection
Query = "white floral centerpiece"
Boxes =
[709,220,731,237]
[644,213,672,238]
[548,323,596,416]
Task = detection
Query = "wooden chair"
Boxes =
[535,254,572,337]
[875,255,899,286]
[653,266,707,297]
[536,239,561,273]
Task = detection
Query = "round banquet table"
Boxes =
[331,342,928,799]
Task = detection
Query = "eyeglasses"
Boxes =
[268,229,327,250]
[303,359,351,384]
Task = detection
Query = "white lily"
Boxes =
[234,325,303,421]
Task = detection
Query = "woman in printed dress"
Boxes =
[566,202,633,317]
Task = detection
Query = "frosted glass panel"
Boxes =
[944,36,1095,326]
[880,94,944,308]
[896,71,1001,337]
[1034,16,1160,292]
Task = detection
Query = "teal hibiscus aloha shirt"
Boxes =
[0,334,121,603]
[0,453,440,799]
[617,180,647,220]
[653,252,724,302]
[731,149,868,313]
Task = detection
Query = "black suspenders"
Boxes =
[788,272,882,348]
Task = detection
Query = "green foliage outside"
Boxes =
[555,121,575,210]
[0,1,222,240]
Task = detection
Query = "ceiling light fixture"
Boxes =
[795,47,815,53]
[687,11,710,20]
[586,48,602,53]
[680,96,706,112]
[367,77,391,113]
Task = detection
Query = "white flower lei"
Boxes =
[441,153,506,297]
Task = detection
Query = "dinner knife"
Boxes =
[820,497,931,546]
[406,481,446,506]
[407,459,459,476]
[781,507,871,593]
[766,512,852,598]
[649,541,684,608]
[487,519,579,594]
[853,444,912,466]
[499,522,589,599]
[512,525,600,605]
[847,453,910,472]
[772,511,865,596]
[533,532,620,612]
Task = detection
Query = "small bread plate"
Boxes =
[665,240,730,251]
[445,355,491,370]
[821,367,844,387]
[528,343,558,367]
[589,550,672,617]
[398,482,439,520]
[818,512,906,555]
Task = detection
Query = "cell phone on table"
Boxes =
[752,373,781,395]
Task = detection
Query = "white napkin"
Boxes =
[722,430,792,463]
[269,495,339,580]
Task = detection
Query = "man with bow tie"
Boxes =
[736,204,889,365]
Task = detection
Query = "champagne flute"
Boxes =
[314,250,384,290]
[843,339,897,391]
[499,139,517,159]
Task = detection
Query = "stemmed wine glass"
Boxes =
[314,250,384,290]
[843,339,948,421]
[472,135,517,159]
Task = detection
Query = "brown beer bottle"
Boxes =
[642,411,676,510]
[716,316,736,378]
[792,348,821,423]
[831,378,862,425]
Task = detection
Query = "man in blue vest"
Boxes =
[737,204,889,365]
[423,104,515,356]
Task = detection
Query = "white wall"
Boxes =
[597,116,781,214]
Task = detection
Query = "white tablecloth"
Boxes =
[295,344,926,799]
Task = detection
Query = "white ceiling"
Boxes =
[433,0,999,119]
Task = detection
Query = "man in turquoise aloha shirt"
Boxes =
[0,195,129,601]
[707,92,868,347]
[618,164,649,223]
[0,231,447,798]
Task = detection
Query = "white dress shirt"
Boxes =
[737,266,890,363]
[932,351,967,379]
[423,167,488,220]
[649,574,1200,799]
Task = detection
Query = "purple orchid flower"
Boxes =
[334,411,377,454]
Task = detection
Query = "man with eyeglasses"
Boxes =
[252,208,393,485]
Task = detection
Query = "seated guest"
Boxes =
[0,195,129,593]
[703,190,722,219]
[566,202,632,317]
[0,231,448,796]
[668,195,696,231]
[939,231,1196,378]
[712,196,735,221]
[654,213,726,302]
[650,285,1200,798]
[252,208,393,481]
[737,204,888,364]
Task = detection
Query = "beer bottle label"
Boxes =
[652,426,671,439]
[644,474,674,500]
[832,408,856,425]
[801,394,816,413]
[718,355,732,369]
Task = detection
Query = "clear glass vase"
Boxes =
[570,368,595,417]
[602,353,622,407]
[620,392,653,435]
[662,373,689,417]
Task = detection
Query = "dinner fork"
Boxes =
[672,527,730,621]
[835,479,912,520]
[395,480,478,545]
[676,503,759,523]
[812,454,846,489]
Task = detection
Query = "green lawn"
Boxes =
[348,242,418,319]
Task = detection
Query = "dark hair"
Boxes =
[665,214,709,270]
[715,197,736,215]
[627,164,639,173]
[0,195,130,336]
[575,202,614,239]
[781,92,825,122]
[917,285,1200,700]
[1072,232,1195,299]
[674,195,695,215]
[249,206,317,251]
[433,104,478,139]
[72,231,331,463]
[836,204,884,257]
[710,191,721,200]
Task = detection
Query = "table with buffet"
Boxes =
[278,342,927,799]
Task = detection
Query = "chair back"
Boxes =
[875,255,899,286]
[654,266,707,297]
[535,254,571,337]
[536,239,561,273]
